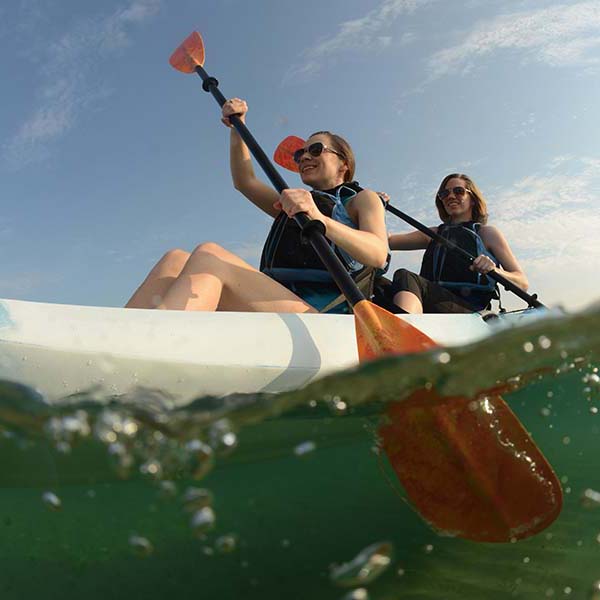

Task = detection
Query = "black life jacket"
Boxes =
[420,221,499,310]
[260,181,378,286]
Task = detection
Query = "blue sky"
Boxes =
[1,0,599,311]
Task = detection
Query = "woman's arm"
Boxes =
[222,99,280,217]
[479,225,529,291]
[388,230,433,251]
[276,189,389,268]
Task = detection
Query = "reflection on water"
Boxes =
[0,304,599,599]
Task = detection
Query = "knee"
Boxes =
[161,248,190,263]
[156,248,190,273]
[190,241,227,258]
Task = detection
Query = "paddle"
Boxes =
[169,32,562,542]
[274,136,545,310]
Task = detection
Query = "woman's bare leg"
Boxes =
[125,249,190,308]
[156,242,316,313]
[393,291,423,314]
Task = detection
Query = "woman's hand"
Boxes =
[273,189,323,222]
[377,191,391,203]
[221,98,248,127]
[470,254,496,274]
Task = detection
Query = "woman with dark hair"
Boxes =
[381,173,527,314]
[126,98,389,313]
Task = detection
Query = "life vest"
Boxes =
[260,181,388,286]
[420,221,499,310]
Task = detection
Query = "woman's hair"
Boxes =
[435,173,489,224]
[308,131,355,182]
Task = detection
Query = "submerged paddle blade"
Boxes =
[380,390,563,542]
[273,135,304,173]
[169,31,205,73]
[353,300,436,360]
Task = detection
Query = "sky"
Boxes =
[1,0,599,312]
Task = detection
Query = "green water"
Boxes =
[1,306,599,599]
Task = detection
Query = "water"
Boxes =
[0,304,599,599]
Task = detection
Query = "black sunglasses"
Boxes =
[437,186,471,200]
[293,142,345,164]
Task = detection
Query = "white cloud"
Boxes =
[284,0,434,83]
[3,0,160,169]
[428,2,600,80]
[492,156,600,310]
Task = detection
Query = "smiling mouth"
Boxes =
[301,165,317,174]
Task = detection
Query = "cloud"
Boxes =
[284,0,433,83]
[492,156,600,310]
[428,2,600,80]
[3,0,160,169]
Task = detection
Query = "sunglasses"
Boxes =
[292,142,345,164]
[437,186,471,200]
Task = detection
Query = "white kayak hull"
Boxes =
[0,298,539,404]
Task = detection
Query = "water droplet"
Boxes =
[330,541,393,588]
[523,342,534,353]
[581,488,600,508]
[562,436,571,445]
[215,534,237,554]
[538,336,552,349]
[190,506,216,538]
[182,487,214,512]
[590,581,600,600]
[397,568,405,577]
[424,544,434,554]
[545,588,554,597]
[185,439,215,480]
[523,556,530,564]
[281,539,291,548]
[590,407,599,415]
[438,352,451,364]
[308,400,317,408]
[564,586,572,595]
[202,545,214,556]
[42,491,61,511]
[129,534,153,557]
[294,441,316,456]
[468,400,479,412]
[540,407,551,417]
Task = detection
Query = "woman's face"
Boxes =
[296,134,348,189]
[439,177,474,222]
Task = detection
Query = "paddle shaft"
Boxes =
[385,203,545,309]
[194,65,365,307]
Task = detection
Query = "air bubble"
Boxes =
[523,342,534,353]
[342,589,369,600]
[330,541,393,588]
[129,534,154,557]
[215,534,237,554]
[42,491,62,511]
[182,487,213,512]
[190,506,216,538]
[294,441,316,456]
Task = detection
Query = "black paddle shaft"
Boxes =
[385,203,545,309]
[193,64,365,307]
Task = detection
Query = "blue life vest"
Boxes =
[420,221,498,310]
[260,181,388,284]
[259,182,389,312]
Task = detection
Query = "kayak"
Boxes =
[0,297,544,404]
[0,296,596,599]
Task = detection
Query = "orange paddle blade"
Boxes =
[273,135,304,173]
[380,390,563,542]
[353,300,436,360]
[169,31,205,73]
